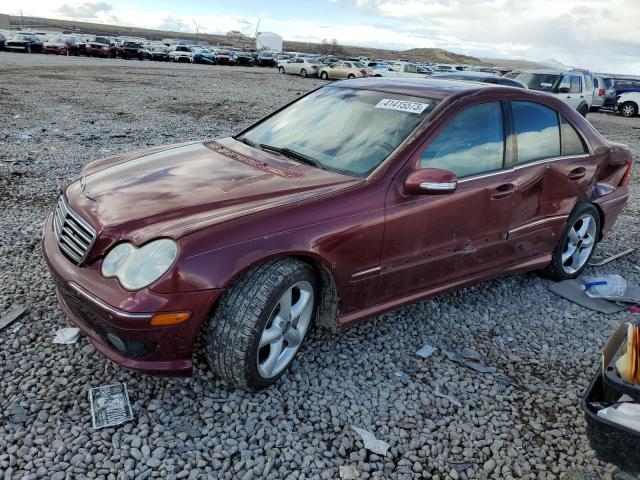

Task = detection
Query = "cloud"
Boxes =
[56,1,113,19]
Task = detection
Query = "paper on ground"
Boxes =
[53,327,81,344]
[352,426,390,455]
[89,384,133,429]
[416,344,437,358]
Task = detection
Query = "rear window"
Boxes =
[561,117,588,156]
[512,101,560,164]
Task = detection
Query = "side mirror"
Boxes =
[557,86,570,93]
[404,168,458,195]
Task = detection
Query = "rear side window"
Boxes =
[512,101,560,164]
[584,75,593,92]
[561,117,588,156]
[420,102,504,177]
[570,76,582,93]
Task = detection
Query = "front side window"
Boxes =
[512,101,560,164]
[420,102,504,178]
[239,87,438,177]
[584,75,593,91]
[561,117,588,156]
[405,64,417,73]
[570,76,582,93]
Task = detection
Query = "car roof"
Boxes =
[333,77,495,100]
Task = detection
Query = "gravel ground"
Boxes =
[1,51,639,480]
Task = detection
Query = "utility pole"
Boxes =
[19,9,23,30]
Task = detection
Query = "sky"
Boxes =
[1,0,639,74]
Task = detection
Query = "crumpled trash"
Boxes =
[20,131,33,140]
[582,274,627,300]
[416,343,437,358]
[89,384,133,429]
[394,371,409,382]
[352,426,390,455]
[52,327,81,344]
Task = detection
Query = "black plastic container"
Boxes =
[581,370,640,475]
[604,364,640,402]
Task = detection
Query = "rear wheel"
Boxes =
[205,258,317,391]
[577,104,588,117]
[347,73,355,79]
[545,203,600,281]
[301,68,308,77]
[278,66,285,74]
[620,102,638,117]
[320,71,328,80]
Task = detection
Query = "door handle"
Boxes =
[568,167,586,181]
[490,183,516,199]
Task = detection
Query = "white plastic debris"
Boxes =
[416,344,437,358]
[598,403,640,433]
[394,371,409,382]
[89,384,133,429]
[20,131,33,140]
[582,274,627,299]
[352,426,390,455]
[53,327,81,344]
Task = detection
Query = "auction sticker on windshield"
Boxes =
[375,99,430,114]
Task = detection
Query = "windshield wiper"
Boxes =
[259,144,325,170]
[236,136,257,148]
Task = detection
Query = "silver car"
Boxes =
[279,57,322,77]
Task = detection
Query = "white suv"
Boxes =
[512,69,593,116]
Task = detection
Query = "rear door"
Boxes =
[380,101,517,301]
[557,75,583,109]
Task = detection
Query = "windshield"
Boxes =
[152,46,168,52]
[123,42,140,47]
[94,37,109,44]
[238,87,438,177]
[514,73,561,92]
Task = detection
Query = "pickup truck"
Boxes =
[370,62,428,78]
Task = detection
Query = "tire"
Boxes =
[544,203,600,281]
[577,104,588,117]
[205,258,317,391]
[590,107,600,113]
[278,66,284,74]
[301,68,307,77]
[26,45,31,54]
[320,71,328,80]
[347,73,355,79]
[620,102,638,118]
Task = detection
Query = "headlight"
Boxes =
[101,239,178,290]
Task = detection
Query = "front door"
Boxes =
[380,101,516,302]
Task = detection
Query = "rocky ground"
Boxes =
[0,51,639,480]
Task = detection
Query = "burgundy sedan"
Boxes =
[43,79,632,390]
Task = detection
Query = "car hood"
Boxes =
[66,138,360,257]
[45,41,65,47]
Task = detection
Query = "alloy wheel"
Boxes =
[257,281,314,379]
[561,214,597,274]
[622,104,636,117]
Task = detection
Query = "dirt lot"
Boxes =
[0,52,639,480]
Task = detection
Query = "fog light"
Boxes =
[150,311,191,326]
[106,332,126,352]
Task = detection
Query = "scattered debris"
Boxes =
[89,384,133,429]
[462,348,482,360]
[20,131,33,140]
[7,403,28,424]
[12,114,20,118]
[434,385,462,407]
[495,374,516,386]
[589,248,634,267]
[0,304,26,331]
[394,371,409,382]
[52,327,81,344]
[449,459,474,472]
[416,343,437,358]
[339,465,359,479]
[352,426,390,455]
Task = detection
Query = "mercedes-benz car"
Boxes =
[43,79,632,391]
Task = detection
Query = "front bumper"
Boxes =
[43,213,222,375]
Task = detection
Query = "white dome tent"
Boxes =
[256,32,283,52]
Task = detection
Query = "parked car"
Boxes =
[591,76,616,112]
[255,51,276,67]
[43,36,80,56]
[611,78,640,97]
[372,62,427,78]
[215,50,238,65]
[279,57,322,77]
[236,51,254,66]
[616,92,640,117]
[511,69,593,116]
[147,45,169,62]
[0,32,6,50]
[85,36,116,58]
[319,61,370,80]
[431,71,527,88]
[5,33,44,53]
[192,48,216,64]
[42,79,632,390]
[118,41,145,60]
[168,45,193,63]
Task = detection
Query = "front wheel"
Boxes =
[620,102,638,117]
[577,104,588,117]
[320,71,328,80]
[545,203,600,281]
[347,73,355,79]
[278,66,284,74]
[301,68,307,77]
[205,258,317,391]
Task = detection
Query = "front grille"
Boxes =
[53,196,96,265]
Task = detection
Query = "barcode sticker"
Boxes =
[375,98,430,114]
